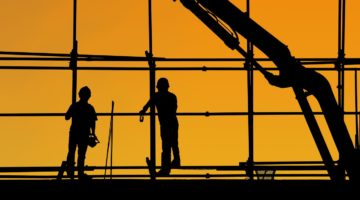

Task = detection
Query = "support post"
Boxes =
[355,71,359,149]
[148,0,156,181]
[70,0,78,104]
[337,0,346,112]
[245,0,254,181]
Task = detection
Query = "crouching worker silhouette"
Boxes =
[65,86,98,180]
[140,78,181,176]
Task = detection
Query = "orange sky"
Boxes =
[0,0,359,176]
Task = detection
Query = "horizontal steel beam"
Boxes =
[0,111,358,117]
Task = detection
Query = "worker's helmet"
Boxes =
[79,86,91,100]
[88,134,100,148]
[156,78,169,91]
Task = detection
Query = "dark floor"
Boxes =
[0,179,357,199]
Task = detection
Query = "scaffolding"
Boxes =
[0,0,359,181]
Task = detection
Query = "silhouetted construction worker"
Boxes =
[65,86,97,180]
[140,78,181,176]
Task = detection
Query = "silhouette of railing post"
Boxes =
[104,101,115,179]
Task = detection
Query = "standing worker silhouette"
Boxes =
[140,78,181,176]
[65,86,98,180]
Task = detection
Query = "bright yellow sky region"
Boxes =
[0,0,359,176]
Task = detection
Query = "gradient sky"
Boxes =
[0,0,359,176]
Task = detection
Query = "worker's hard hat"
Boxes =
[79,86,91,99]
[157,78,169,90]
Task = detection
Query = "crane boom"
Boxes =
[178,0,359,182]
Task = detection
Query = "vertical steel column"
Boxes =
[336,0,347,177]
[337,0,346,111]
[355,71,359,149]
[70,0,78,104]
[148,0,156,181]
[246,0,254,181]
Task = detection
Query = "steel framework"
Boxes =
[0,0,359,180]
